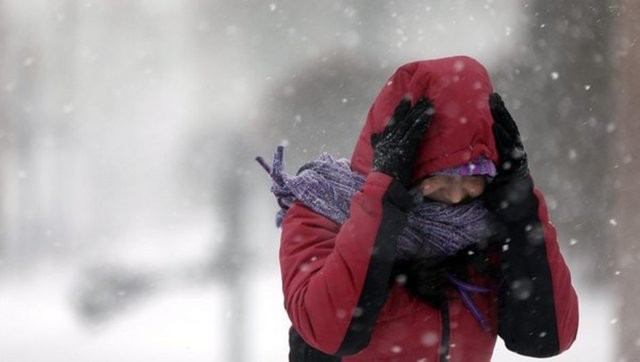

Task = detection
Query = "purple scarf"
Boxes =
[256,146,493,261]
[257,146,495,331]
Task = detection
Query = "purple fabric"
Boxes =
[256,146,493,260]
[447,275,494,332]
[432,155,496,177]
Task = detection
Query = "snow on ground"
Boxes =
[0,263,614,362]
[0,267,224,362]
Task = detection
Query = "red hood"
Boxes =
[350,55,499,183]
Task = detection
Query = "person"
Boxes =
[257,55,578,361]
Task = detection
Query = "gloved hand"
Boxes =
[484,93,534,220]
[485,95,563,356]
[371,98,434,187]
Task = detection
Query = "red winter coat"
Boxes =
[279,56,578,361]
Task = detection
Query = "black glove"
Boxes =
[485,96,561,358]
[371,98,434,187]
[483,93,534,220]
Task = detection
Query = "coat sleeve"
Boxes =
[495,175,579,357]
[279,171,415,356]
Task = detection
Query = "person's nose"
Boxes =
[448,187,466,204]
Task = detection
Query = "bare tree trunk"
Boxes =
[188,3,252,360]
[1,7,45,267]
[613,0,640,359]
[0,0,80,266]
[0,1,6,260]
[216,133,249,362]
[40,0,79,259]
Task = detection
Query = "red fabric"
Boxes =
[279,56,578,360]
[350,55,499,182]
[533,188,580,352]
[280,172,395,354]
[280,174,500,361]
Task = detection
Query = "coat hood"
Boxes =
[350,55,499,183]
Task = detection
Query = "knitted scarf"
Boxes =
[256,146,493,261]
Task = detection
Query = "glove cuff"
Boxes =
[483,174,535,223]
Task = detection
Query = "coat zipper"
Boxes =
[439,302,451,362]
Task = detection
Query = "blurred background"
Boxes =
[0,0,638,361]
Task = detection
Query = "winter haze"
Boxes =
[1,0,637,361]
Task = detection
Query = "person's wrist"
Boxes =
[372,155,404,182]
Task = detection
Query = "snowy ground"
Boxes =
[0,262,613,362]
